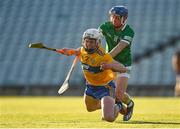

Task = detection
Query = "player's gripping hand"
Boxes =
[100,62,112,70]
[56,48,80,56]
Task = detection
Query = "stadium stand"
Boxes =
[0,0,180,95]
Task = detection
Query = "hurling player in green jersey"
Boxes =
[99,5,135,121]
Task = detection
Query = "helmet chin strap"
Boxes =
[121,17,125,25]
[84,47,98,54]
[83,42,99,54]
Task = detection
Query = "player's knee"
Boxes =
[86,108,94,112]
[86,106,96,112]
[103,115,115,122]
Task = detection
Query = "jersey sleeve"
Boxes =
[98,22,109,36]
[121,25,135,45]
[98,23,105,34]
[103,53,114,63]
[79,47,84,58]
[98,22,110,52]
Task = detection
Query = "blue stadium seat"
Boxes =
[0,0,179,87]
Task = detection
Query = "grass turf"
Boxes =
[0,96,180,128]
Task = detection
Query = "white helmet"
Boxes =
[82,28,102,54]
[82,28,101,42]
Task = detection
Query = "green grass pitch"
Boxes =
[0,96,180,128]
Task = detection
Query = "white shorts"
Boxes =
[116,66,132,78]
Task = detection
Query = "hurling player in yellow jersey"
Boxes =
[57,28,128,122]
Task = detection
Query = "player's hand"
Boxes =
[56,48,71,56]
[56,48,80,56]
[100,62,112,70]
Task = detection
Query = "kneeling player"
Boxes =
[57,28,127,122]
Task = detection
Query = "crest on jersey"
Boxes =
[114,35,121,43]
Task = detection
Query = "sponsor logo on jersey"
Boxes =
[114,35,121,43]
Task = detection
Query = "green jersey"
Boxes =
[99,22,134,66]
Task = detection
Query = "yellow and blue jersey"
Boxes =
[80,46,116,86]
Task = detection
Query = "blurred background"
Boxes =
[0,0,180,96]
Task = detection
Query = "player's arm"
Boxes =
[99,24,129,57]
[111,60,128,73]
[109,27,134,58]
[100,53,127,73]
[101,60,128,73]
[56,48,80,56]
[109,41,128,58]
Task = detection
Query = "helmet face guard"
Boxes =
[82,29,101,54]
[83,38,98,54]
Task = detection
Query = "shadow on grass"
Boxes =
[117,120,180,125]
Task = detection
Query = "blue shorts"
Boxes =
[85,81,115,100]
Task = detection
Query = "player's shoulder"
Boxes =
[97,45,105,56]
[80,46,83,52]
[124,24,134,34]
[98,46,111,58]
[80,46,87,54]
[103,52,114,62]
[99,22,113,29]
